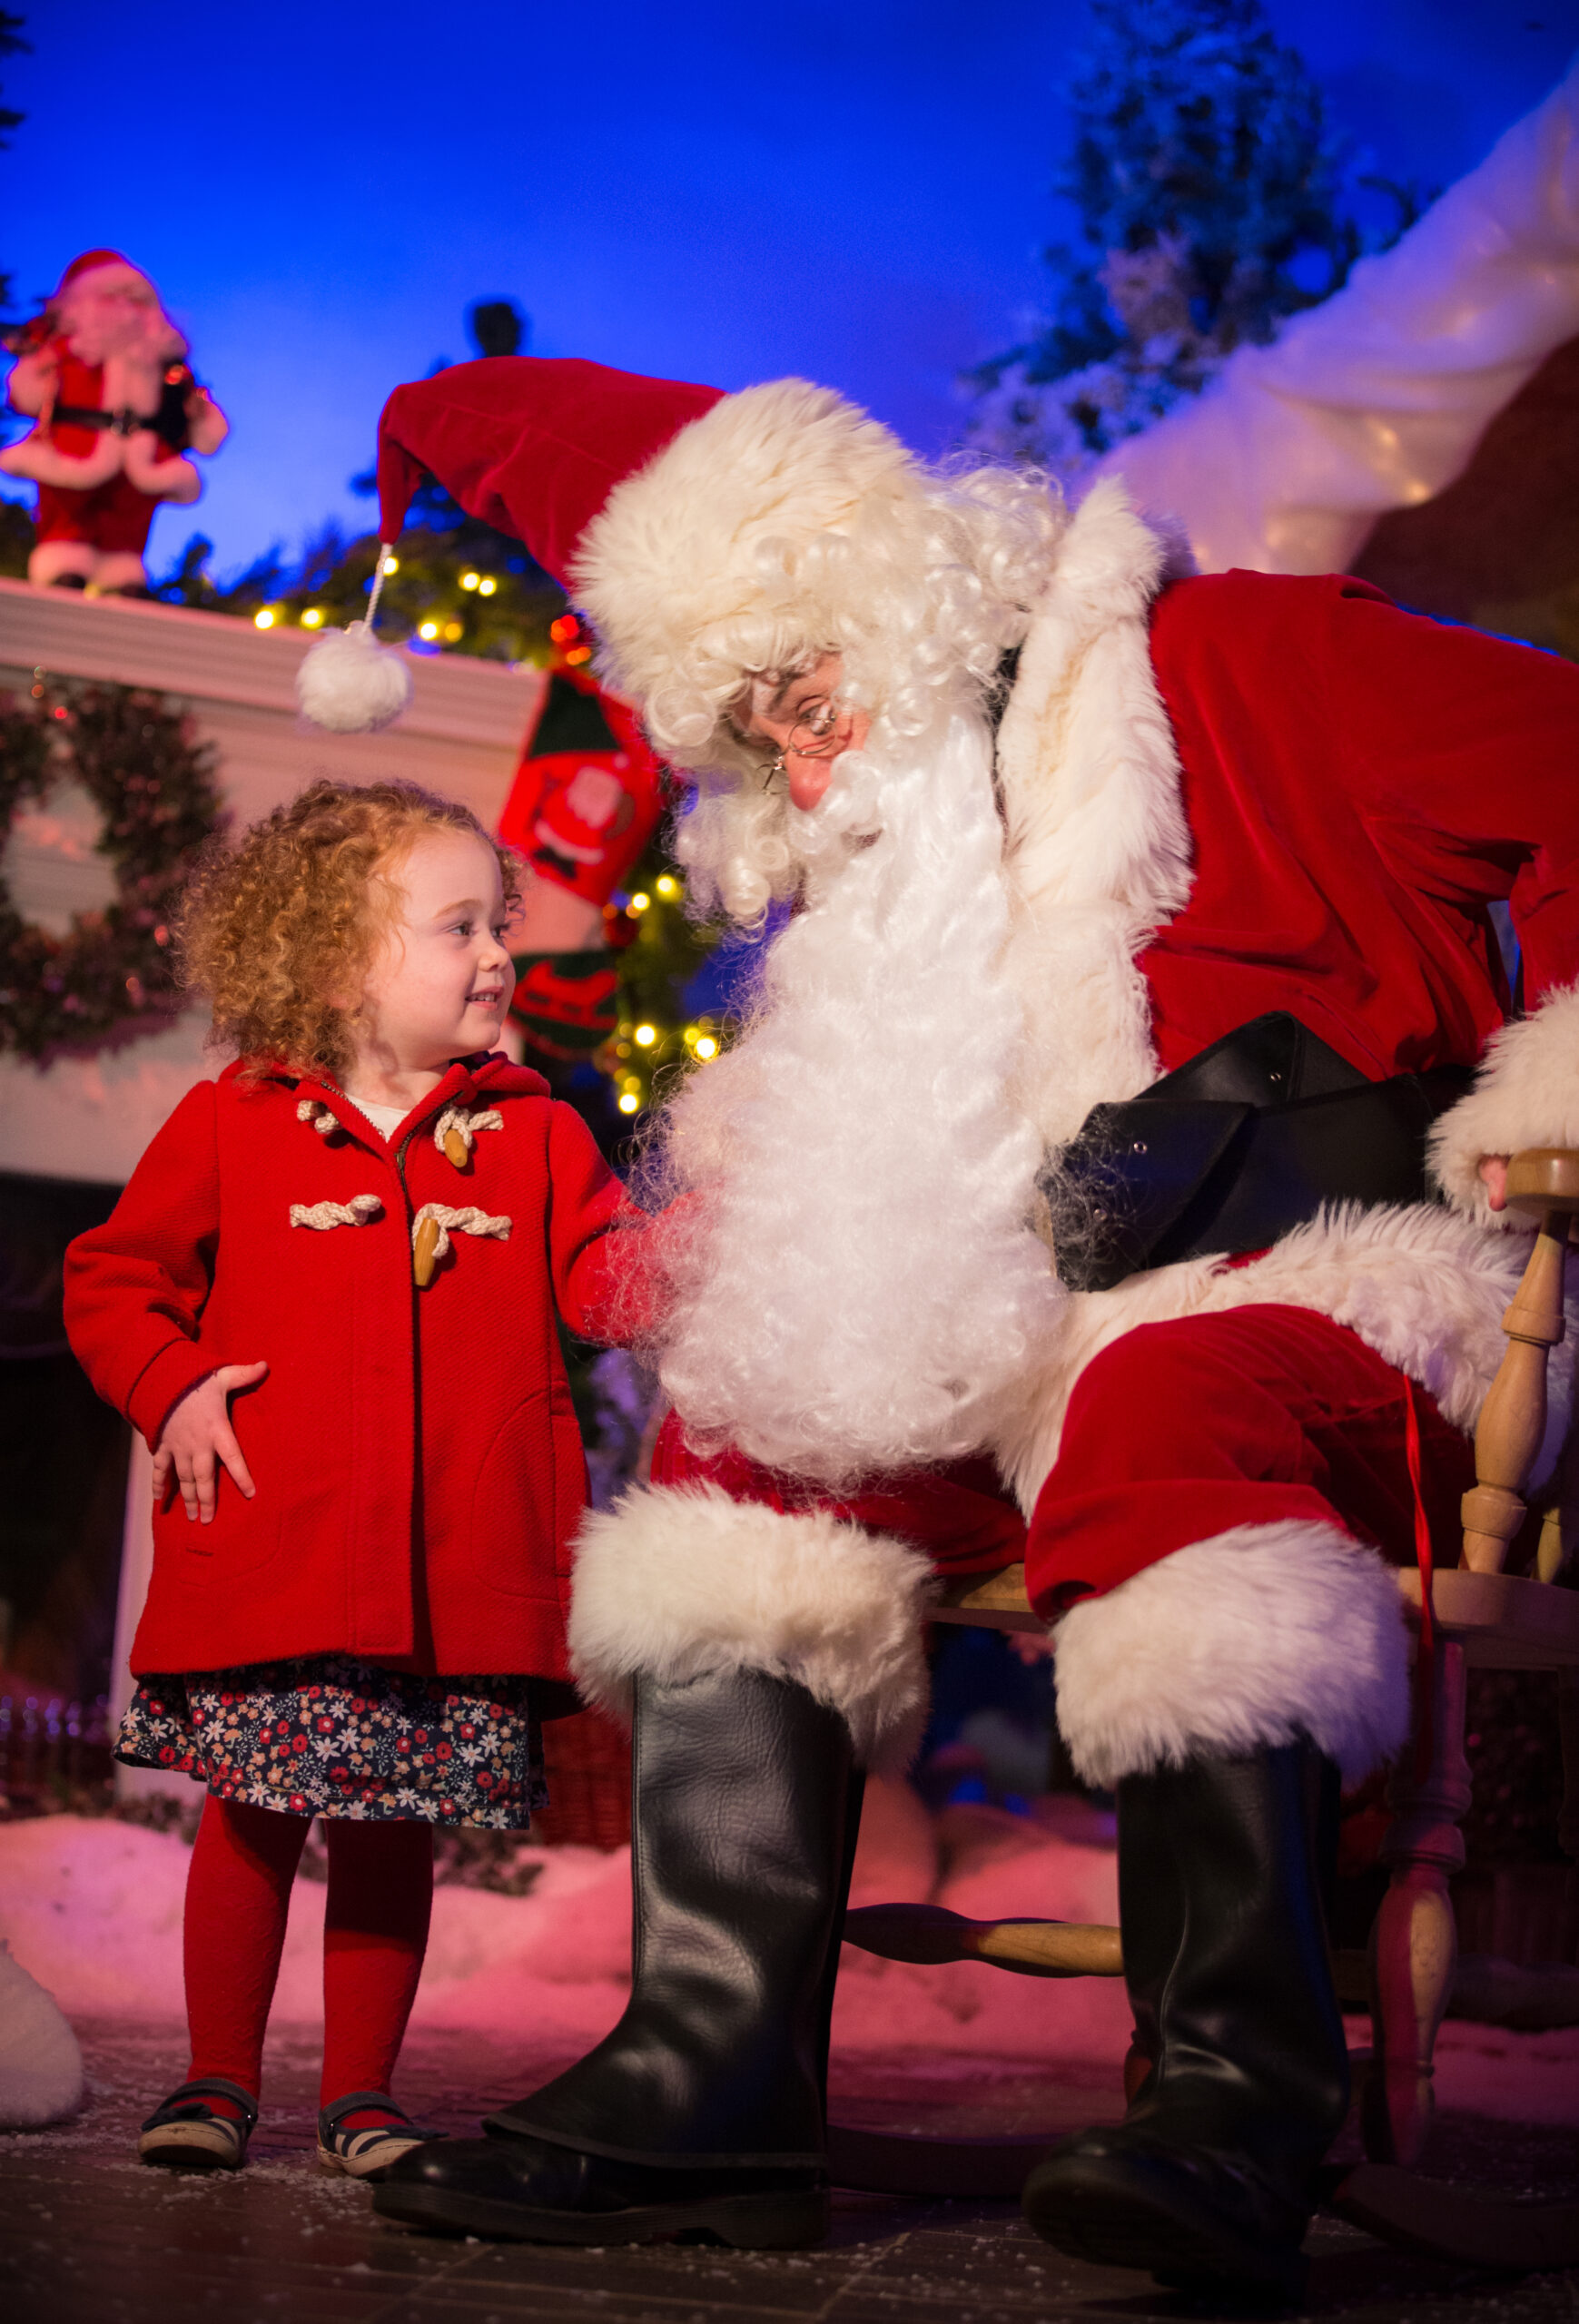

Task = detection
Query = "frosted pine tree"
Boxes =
[968,0,1417,474]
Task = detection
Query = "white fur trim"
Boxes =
[1052,1521,1412,1788]
[567,1482,935,1771]
[992,1197,1569,1515]
[1429,982,1579,1223]
[0,425,124,490]
[572,379,914,708]
[997,478,1195,1150]
[120,434,201,504]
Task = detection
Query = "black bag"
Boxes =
[1047,1012,1473,1293]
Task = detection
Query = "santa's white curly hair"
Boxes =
[572,378,1067,925]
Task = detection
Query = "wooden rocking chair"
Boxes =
[833,1149,1579,2264]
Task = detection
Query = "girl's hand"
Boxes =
[1478,1155,1510,1211]
[153,1362,269,1523]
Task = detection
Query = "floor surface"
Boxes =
[1,2020,1575,2323]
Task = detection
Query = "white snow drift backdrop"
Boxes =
[2,1782,1575,2125]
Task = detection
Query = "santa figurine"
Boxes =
[2,250,228,595]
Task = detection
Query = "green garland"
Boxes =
[0,680,223,1060]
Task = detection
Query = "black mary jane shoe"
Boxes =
[137,2076,259,2171]
[317,2089,445,2181]
[372,2130,828,2249]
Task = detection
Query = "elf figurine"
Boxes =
[2,251,228,595]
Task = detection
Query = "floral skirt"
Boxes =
[116,1654,547,1827]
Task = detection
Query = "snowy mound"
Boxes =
[1,1795,1577,2121]
[0,1940,84,2129]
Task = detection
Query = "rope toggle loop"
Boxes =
[434,1106,504,1169]
[411,1201,511,1287]
[297,1098,341,1139]
[290,1194,384,1231]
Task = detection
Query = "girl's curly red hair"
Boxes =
[179,779,521,1080]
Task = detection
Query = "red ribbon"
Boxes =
[1403,1378,1436,1783]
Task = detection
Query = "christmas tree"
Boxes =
[967,0,1424,472]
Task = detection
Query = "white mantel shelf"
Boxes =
[0,580,547,1186]
[0,575,542,757]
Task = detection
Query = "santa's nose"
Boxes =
[787,758,834,812]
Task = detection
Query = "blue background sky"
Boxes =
[5,1,1576,578]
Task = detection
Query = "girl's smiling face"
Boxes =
[353,829,517,1075]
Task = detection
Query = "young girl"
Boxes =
[65,778,630,2178]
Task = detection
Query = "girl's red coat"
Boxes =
[64,1054,631,1681]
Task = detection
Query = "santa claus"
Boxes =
[334,358,1579,2296]
[2,250,228,594]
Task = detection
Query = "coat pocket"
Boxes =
[155,1382,285,1577]
[470,1391,576,1600]
[155,1473,283,1577]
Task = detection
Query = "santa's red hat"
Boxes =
[375,357,723,589]
[299,353,912,735]
[56,250,137,291]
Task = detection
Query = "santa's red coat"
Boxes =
[64,1055,629,1680]
[1139,569,1578,1079]
[657,569,1579,1614]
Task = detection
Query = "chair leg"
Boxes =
[1363,1641,1471,2168]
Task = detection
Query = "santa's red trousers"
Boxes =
[182,1797,432,2120]
[35,475,159,554]
[653,1304,1473,1615]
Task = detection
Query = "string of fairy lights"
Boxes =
[597,870,727,1117]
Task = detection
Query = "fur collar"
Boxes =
[996,478,1193,1151]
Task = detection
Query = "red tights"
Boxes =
[183,1796,433,2118]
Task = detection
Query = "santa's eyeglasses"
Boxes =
[763,696,842,785]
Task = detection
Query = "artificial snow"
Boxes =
[0,1783,1574,2123]
[0,1938,84,2127]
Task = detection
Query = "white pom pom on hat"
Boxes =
[295,541,414,734]
[296,615,412,734]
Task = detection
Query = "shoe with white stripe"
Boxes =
[317,2091,443,2181]
[138,2077,258,2171]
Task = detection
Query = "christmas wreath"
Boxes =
[0,680,223,1060]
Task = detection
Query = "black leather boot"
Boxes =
[375,1665,862,2246]
[1021,1741,1348,2304]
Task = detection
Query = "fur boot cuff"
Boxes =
[1052,1520,1411,1788]
[568,1482,935,1771]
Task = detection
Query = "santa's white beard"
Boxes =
[641,710,1064,1488]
